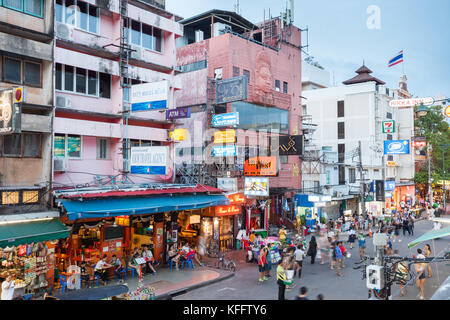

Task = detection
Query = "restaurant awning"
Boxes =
[60,194,230,221]
[407,225,450,249]
[0,219,70,248]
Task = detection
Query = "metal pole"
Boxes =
[428,143,433,205]
[359,141,366,216]
[443,144,447,211]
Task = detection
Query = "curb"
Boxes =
[155,268,236,300]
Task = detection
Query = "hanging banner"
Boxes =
[244,156,277,176]
[131,80,170,111]
[130,146,169,174]
[375,180,385,202]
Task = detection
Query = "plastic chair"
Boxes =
[126,266,135,279]
[23,294,33,300]
[116,268,127,281]
[181,255,194,271]
[169,259,175,271]
[59,275,68,293]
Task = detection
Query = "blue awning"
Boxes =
[60,194,230,221]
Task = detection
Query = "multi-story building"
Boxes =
[303,64,415,217]
[53,0,183,187]
[174,9,303,234]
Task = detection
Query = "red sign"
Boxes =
[226,193,246,205]
[412,141,426,148]
[244,156,277,176]
[215,205,241,216]
[115,215,130,226]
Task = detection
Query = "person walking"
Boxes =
[264,247,272,279]
[408,215,415,236]
[306,236,318,264]
[414,254,427,300]
[276,260,288,300]
[317,232,330,264]
[402,215,409,236]
[347,227,356,249]
[423,244,433,278]
[358,233,366,260]
[334,243,343,277]
[294,244,305,279]
[258,247,267,283]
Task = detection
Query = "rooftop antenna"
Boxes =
[234,0,240,15]
[289,0,294,24]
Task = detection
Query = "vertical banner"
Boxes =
[375,180,385,202]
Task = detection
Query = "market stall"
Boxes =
[0,218,70,298]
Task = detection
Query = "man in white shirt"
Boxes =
[294,245,305,279]
[1,274,15,300]
[95,255,112,285]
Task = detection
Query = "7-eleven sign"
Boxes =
[382,120,395,133]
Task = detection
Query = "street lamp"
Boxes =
[415,103,433,206]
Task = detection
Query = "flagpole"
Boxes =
[402,49,405,75]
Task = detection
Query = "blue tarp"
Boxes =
[60,194,230,221]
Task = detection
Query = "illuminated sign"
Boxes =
[244,177,269,197]
[212,112,239,127]
[166,107,191,119]
[215,205,241,216]
[212,145,237,157]
[384,140,410,154]
[386,161,397,166]
[226,193,246,205]
[445,106,450,118]
[115,215,130,226]
[388,97,434,107]
[412,141,426,148]
[244,156,277,176]
[170,128,187,141]
[214,130,236,144]
[382,120,395,133]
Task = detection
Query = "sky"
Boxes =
[166,0,450,100]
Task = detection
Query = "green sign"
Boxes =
[365,195,374,202]
[54,135,66,157]
[67,136,81,158]
[382,120,395,133]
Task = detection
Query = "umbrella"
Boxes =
[407,225,450,249]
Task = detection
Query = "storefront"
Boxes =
[0,218,70,297]
[54,185,229,266]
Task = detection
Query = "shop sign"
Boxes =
[130,146,169,174]
[190,215,201,224]
[382,120,395,133]
[0,89,21,135]
[227,193,246,204]
[212,145,237,157]
[215,76,248,104]
[278,135,303,156]
[217,178,238,192]
[385,180,396,191]
[215,205,241,216]
[244,177,269,197]
[212,112,239,127]
[166,107,191,120]
[411,141,426,148]
[388,97,433,108]
[386,161,397,166]
[244,156,277,176]
[214,130,236,144]
[445,105,450,118]
[131,80,170,111]
[115,215,130,226]
[385,192,393,198]
[383,140,410,154]
[169,128,187,141]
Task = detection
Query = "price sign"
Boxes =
[382,120,395,133]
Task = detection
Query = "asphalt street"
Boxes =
[174,219,450,300]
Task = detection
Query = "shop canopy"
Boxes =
[60,194,230,221]
[0,219,70,248]
[407,225,450,249]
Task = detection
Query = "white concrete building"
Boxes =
[302,65,415,215]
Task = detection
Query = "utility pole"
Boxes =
[427,143,433,205]
[358,141,366,216]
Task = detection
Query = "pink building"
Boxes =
[175,10,303,230]
[53,0,183,188]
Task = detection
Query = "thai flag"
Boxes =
[388,50,404,67]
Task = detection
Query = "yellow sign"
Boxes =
[170,128,187,141]
[445,105,450,118]
[214,130,236,144]
[387,161,396,167]
[13,87,24,103]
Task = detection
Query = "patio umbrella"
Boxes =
[407,225,450,249]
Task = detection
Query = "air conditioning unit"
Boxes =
[54,158,67,172]
[195,30,204,42]
[130,45,142,60]
[55,95,72,108]
[56,22,74,41]
[213,22,231,37]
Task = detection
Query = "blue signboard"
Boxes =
[385,192,393,198]
[385,180,396,191]
[212,112,239,127]
[166,107,191,120]
[384,140,410,154]
[212,145,237,157]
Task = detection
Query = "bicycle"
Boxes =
[206,239,220,258]
[217,253,236,272]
